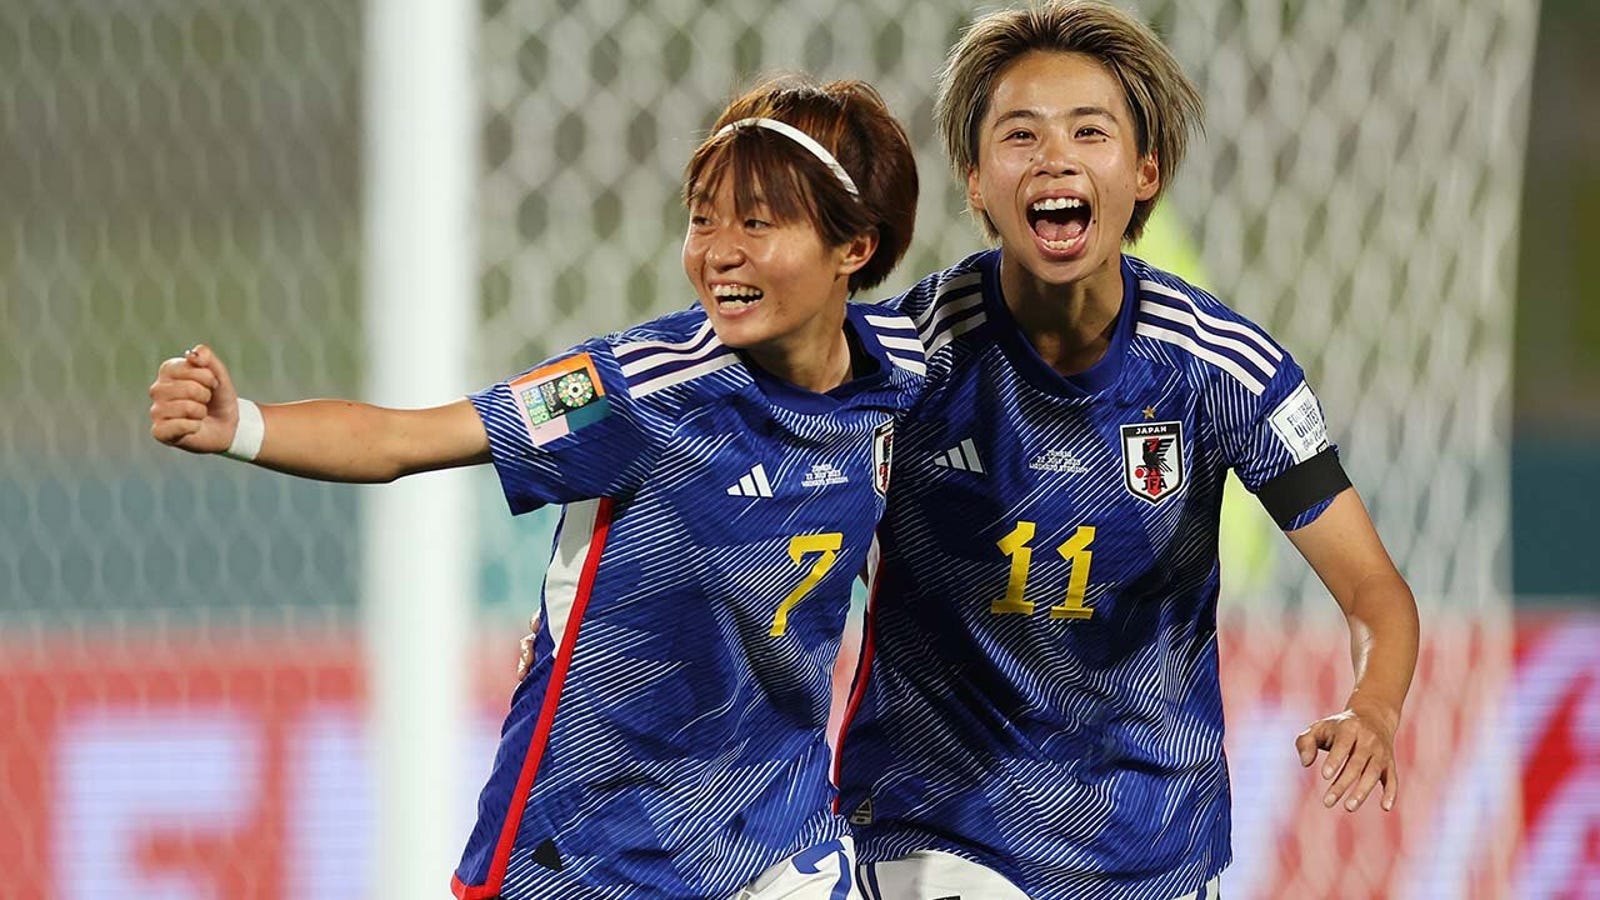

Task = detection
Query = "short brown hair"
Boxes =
[685,75,918,293]
[936,0,1202,242]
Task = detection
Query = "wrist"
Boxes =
[1346,690,1402,732]
[223,398,264,461]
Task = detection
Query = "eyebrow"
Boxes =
[687,187,772,209]
[991,105,1120,129]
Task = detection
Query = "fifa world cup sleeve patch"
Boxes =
[1267,381,1330,463]
[506,352,612,447]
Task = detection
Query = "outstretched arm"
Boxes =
[1285,487,1419,813]
[149,343,490,483]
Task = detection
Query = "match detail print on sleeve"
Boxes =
[508,352,612,447]
[1267,381,1330,463]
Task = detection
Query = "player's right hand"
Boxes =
[148,343,240,454]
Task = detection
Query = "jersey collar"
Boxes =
[742,301,891,413]
[979,249,1137,399]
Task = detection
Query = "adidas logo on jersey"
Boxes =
[931,438,984,474]
[726,464,774,498]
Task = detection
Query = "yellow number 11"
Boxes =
[769,532,844,636]
[989,521,1096,620]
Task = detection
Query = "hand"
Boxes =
[1295,697,1401,812]
[148,344,241,454]
[516,613,539,681]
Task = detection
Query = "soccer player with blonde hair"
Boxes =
[835,3,1420,898]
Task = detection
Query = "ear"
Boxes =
[1135,151,1160,202]
[836,228,880,278]
[965,167,986,215]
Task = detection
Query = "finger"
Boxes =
[149,377,213,406]
[150,398,209,423]
[516,634,534,680]
[155,357,220,392]
[1295,726,1322,766]
[151,417,203,444]
[189,344,237,397]
[1344,753,1387,812]
[1321,727,1357,781]
[1381,762,1400,811]
[1326,743,1371,808]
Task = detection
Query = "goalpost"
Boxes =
[362,0,477,896]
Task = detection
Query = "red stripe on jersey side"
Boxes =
[830,552,882,811]
[453,497,615,900]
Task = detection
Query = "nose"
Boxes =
[1034,128,1082,178]
[705,229,746,269]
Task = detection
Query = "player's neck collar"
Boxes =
[981,250,1136,399]
[741,304,890,412]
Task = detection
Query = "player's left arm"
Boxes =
[1284,487,1419,813]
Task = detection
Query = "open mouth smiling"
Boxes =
[1027,195,1092,254]
[712,283,764,307]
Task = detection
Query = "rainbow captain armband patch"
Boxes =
[507,352,612,447]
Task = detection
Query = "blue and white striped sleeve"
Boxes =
[1218,352,1350,531]
[469,338,656,514]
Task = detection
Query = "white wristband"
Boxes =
[223,398,265,462]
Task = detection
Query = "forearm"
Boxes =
[254,398,489,483]
[1340,570,1419,726]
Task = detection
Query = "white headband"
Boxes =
[714,117,861,197]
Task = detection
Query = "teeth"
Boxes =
[712,284,763,299]
[1043,239,1077,251]
[1030,197,1085,212]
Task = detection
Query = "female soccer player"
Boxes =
[149,76,923,900]
[834,3,1421,899]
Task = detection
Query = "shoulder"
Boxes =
[886,249,994,357]
[598,306,746,402]
[851,300,928,380]
[1125,254,1290,398]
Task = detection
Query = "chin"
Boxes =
[705,319,763,350]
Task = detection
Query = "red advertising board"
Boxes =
[0,617,1594,898]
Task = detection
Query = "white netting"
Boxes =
[0,0,365,624]
[1153,0,1535,612]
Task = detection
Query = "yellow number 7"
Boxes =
[769,532,844,636]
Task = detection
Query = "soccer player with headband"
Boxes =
[150,75,923,900]
[832,3,1421,899]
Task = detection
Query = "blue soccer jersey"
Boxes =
[837,251,1349,900]
[451,301,924,900]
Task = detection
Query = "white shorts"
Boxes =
[858,850,1221,900]
[731,836,862,900]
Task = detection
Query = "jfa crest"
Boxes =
[872,419,895,497]
[1120,421,1185,503]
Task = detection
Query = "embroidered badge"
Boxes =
[507,353,611,447]
[1268,381,1329,463]
[872,419,895,497]
[1120,420,1185,503]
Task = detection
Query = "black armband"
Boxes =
[1257,448,1351,529]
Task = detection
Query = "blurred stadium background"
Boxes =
[1,0,1594,897]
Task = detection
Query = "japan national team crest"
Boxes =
[1120,420,1185,503]
[872,419,894,497]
